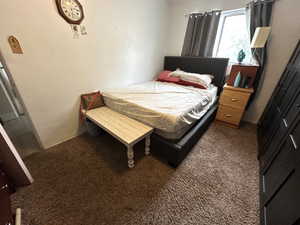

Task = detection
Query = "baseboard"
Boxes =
[43,128,86,150]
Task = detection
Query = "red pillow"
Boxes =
[177,80,206,89]
[157,71,180,83]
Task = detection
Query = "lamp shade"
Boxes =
[251,27,271,48]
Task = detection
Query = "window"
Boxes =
[213,9,252,64]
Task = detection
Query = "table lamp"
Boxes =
[251,27,271,64]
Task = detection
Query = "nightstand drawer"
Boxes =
[220,89,250,109]
[216,105,244,126]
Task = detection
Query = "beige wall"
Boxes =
[244,0,300,123]
[166,0,300,124]
[1,0,299,148]
[0,0,168,148]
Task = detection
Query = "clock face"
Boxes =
[56,0,84,25]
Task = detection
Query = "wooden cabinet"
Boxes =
[260,120,300,225]
[0,123,34,225]
[258,40,300,225]
[216,85,253,127]
[0,169,13,225]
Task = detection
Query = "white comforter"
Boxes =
[102,81,217,139]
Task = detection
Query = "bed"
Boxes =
[103,81,218,140]
[104,56,228,167]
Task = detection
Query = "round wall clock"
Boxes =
[56,0,84,25]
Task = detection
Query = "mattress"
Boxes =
[102,81,218,140]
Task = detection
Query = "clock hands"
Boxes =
[61,0,81,20]
[57,0,83,23]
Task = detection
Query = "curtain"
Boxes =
[246,0,274,104]
[181,10,221,57]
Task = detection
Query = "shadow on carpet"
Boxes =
[12,122,259,225]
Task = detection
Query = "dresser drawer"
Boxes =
[216,105,244,126]
[220,89,250,109]
[0,184,13,225]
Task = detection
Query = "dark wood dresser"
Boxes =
[0,123,33,225]
[0,167,14,225]
[258,40,300,225]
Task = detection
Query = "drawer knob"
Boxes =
[224,114,232,118]
[1,184,8,190]
[231,98,239,102]
[289,134,298,149]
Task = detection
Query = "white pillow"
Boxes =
[170,69,213,88]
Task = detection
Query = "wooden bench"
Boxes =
[85,107,154,168]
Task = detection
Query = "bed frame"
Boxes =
[151,56,229,168]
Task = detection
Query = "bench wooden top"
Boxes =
[86,107,153,146]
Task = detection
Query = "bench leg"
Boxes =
[127,146,135,168]
[145,136,150,156]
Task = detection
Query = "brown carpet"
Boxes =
[12,122,259,225]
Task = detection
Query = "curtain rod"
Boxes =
[184,0,275,18]
[184,9,221,18]
[246,0,275,8]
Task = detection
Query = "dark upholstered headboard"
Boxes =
[164,56,229,95]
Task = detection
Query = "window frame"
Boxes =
[213,8,248,59]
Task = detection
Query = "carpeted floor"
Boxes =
[12,122,259,225]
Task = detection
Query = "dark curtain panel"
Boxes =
[247,0,274,104]
[181,10,221,57]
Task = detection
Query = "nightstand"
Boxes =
[216,85,254,128]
